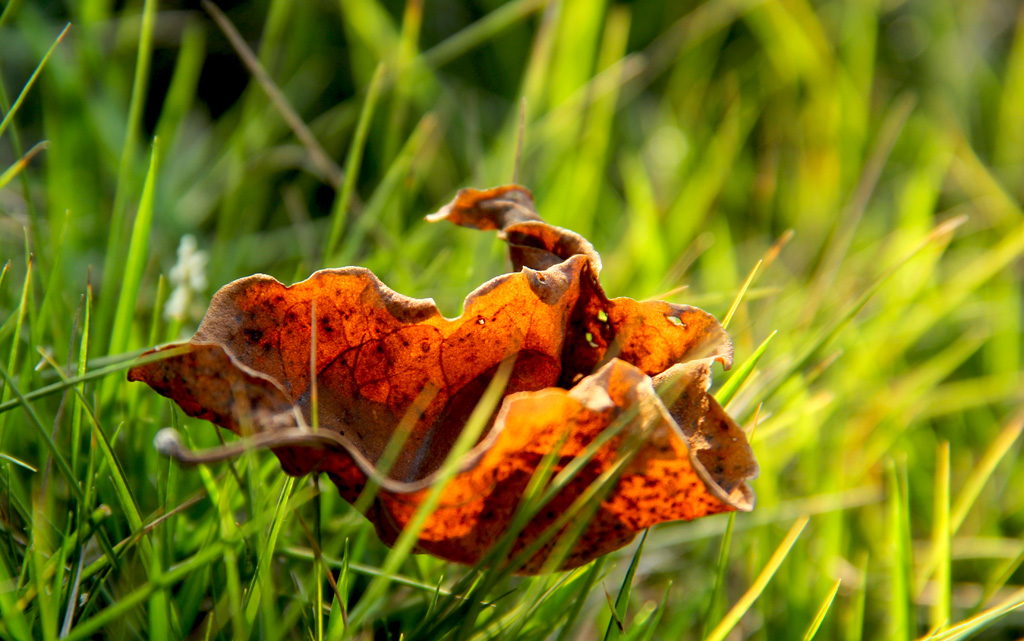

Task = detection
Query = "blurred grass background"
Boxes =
[2,0,1024,638]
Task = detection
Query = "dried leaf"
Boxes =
[129,184,758,572]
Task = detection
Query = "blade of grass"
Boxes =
[928,441,951,632]
[845,553,869,641]
[153,22,206,158]
[802,579,841,641]
[242,476,294,627]
[915,412,1023,600]
[628,580,672,641]
[434,409,595,639]
[604,530,648,641]
[950,410,1024,530]
[0,452,36,472]
[0,258,32,445]
[69,290,93,485]
[975,543,1024,614]
[30,496,57,641]
[202,0,344,189]
[381,0,422,164]
[422,0,549,68]
[0,347,176,415]
[36,352,141,563]
[104,138,160,399]
[147,524,170,641]
[554,557,607,641]
[0,141,48,192]
[701,512,736,638]
[0,24,69,141]
[325,62,385,260]
[722,259,762,330]
[887,458,913,641]
[926,586,1024,641]
[280,547,471,598]
[703,515,810,641]
[337,113,437,263]
[715,330,778,407]
[99,0,156,343]
[0,0,23,28]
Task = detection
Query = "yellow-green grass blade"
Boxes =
[0,141,48,192]
[802,579,841,641]
[914,411,1024,592]
[424,423,589,640]
[975,543,1024,615]
[887,458,913,641]
[844,553,869,641]
[281,546,474,599]
[630,579,672,641]
[104,138,160,400]
[0,258,31,443]
[722,259,762,330]
[325,62,386,261]
[924,587,1024,641]
[242,476,294,628]
[541,3,630,240]
[30,495,57,641]
[338,114,437,263]
[894,211,1024,358]
[927,441,951,633]
[701,512,736,638]
[147,521,170,641]
[422,0,550,69]
[715,330,778,408]
[703,515,810,641]
[99,0,157,343]
[801,92,917,324]
[950,411,1024,530]
[411,395,618,638]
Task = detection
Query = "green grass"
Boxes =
[2,0,1024,638]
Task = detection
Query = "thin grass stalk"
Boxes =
[928,441,951,632]
[99,0,156,344]
[703,516,810,641]
[104,139,160,401]
[802,579,841,641]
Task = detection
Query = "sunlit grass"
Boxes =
[2,0,1024,638]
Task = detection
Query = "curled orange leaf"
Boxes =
[129,184,758,572]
